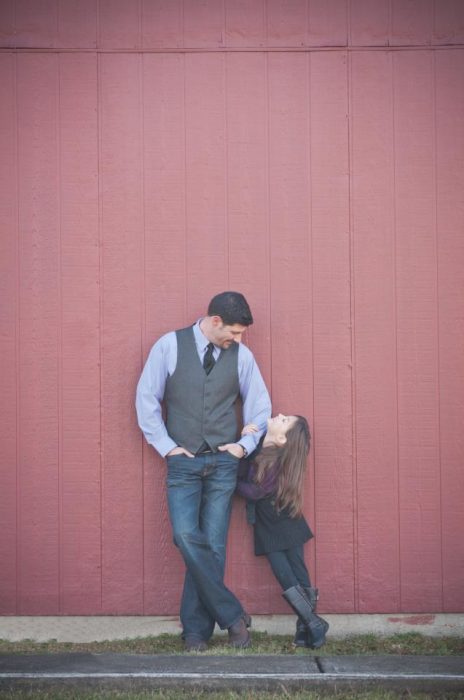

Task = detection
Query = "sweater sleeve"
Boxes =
[236,461,278,502]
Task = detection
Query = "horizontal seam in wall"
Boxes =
[1,44,464,54]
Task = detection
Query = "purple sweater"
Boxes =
[236,459,279,501]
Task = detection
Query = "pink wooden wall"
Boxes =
[1,0,463,616]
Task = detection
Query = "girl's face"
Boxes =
[266,414,297,445]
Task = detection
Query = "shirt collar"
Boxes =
[193,319,211,353]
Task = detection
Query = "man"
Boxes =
[136,291,271,651]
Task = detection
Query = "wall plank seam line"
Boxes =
[346,48,358,613]
[307,51,316,583]
[14,51,20,617]
[391,51,401,613]
[347,0,352,47]
[306,0,310,46]
[96,0,100,49]
[388,0,393,47]
[57,52,63,616]
[55,0,59,42]
[182,52,188,327]
[224,54,229,288]
[432,0,436,40]
[222,0,226,57]
[1,45,464,55]
[181,0,185,48]
[139,52,146,615]
[264,0,268,47]
[264,50,272,420]
[96,51,104,613]
[432,50,445,611]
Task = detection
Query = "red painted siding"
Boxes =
[0,0,463,616]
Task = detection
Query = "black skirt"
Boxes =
[252,497,313,556]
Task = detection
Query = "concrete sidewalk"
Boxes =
[1,652,463,693]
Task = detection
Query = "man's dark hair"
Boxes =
[207,291,253,326]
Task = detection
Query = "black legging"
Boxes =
[265,544,311,592]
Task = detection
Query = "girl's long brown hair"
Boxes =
[253,416,311,518]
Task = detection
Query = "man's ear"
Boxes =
[210,315,223,328]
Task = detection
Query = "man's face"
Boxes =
[210,317,247,349]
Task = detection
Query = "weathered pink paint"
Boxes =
[0,1,463,616]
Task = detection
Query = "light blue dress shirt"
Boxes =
[136,320,272,457]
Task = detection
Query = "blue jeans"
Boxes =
[166,451,244,640]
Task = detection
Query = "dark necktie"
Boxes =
[203,342,216,375]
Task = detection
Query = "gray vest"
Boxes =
[165,326,240,454]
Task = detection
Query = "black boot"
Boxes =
[293,587,318,648]
[283,585,329,649]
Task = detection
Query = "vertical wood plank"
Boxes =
[184,53,228,314]
[142,0,183,48]
[310,51,354,612]
[14,0,57,47]
[391,0,433,46]
[0,0,15,47]
[0,54,18,614]
[350,0,390,46]
[351,51,400,611]
[436,50,464,611]
[268,51,312,411]
[266,0,308,47]
[100,53,144,613]
[268,52,312,612]
[308,0,348,46]
[58,54,101,613]
[98,0,141,49]
[17,54,60,613]
[225,52,270,381]
[183,0,225,48]
[225,0,265,47]
[141,53,187,614]
[433,0,464,45]
[57,0,97,48]
[225,52,272,608]
[393,51,441,611]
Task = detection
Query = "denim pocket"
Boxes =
[221,450,240,461]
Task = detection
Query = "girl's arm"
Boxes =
[236,463,278,501]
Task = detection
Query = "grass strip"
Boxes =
[0,632,463,656]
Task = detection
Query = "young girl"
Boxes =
[236,413,328,649]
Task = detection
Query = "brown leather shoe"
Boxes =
[184,636,207,652]
[228,617,251,648]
